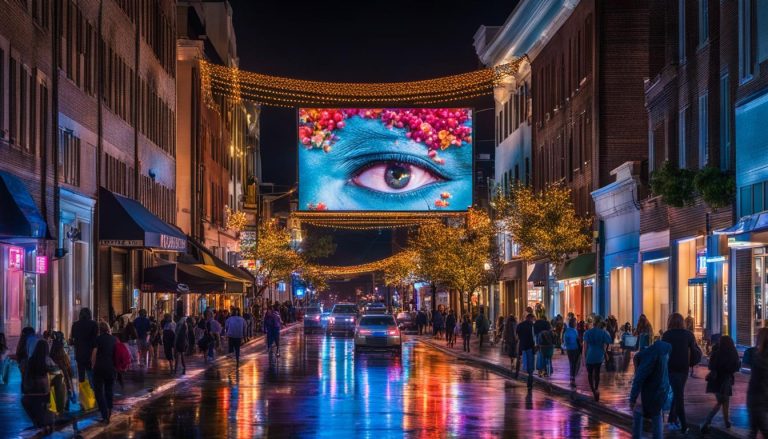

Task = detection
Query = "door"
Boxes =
[4,269,23,336]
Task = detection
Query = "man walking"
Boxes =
[516,313,537,389]
[263,304,283,357]
[583,320,612,401]
[70,307,98,384]
[133,309,150,367]
[662,312,700,434]
[225,308,247,366]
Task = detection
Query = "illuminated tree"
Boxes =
[493,183,590,266]
[412,208,495,314]
[300,231,337,261]
[383,249,420,308]
[240,221,302,298]
[296,263,329,293]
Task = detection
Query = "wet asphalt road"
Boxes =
[94,331,629,438]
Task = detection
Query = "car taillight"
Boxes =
[359,329,372,335]
[388,330,398,336]
[329,317,335,323]
[315,316,320,321]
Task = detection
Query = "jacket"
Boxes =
[516,321,536,352]
[445,314,457,329]
[629,340,672,417]
[748,350,768,409]
[475,315,489,334]
[661,328,697,373]
[705,346,740,395]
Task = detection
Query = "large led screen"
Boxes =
[298,108,473,211]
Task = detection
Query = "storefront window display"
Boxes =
[677,237,707,339]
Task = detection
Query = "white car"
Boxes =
[354,314,402,353]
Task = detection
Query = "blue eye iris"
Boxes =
[385,163,411,189]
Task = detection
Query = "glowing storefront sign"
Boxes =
[8,246,23,270]
[35,256,48,274]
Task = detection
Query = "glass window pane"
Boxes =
[755,182,765,213]
[741,185,753,216]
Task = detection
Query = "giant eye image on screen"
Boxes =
[298,108,473,212]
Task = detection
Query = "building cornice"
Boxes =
[475,0,579,67]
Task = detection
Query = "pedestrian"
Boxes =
[21,339,59,432]
[634,314,653,351]
[206,310,222,361]
[629,338,672,439]
[0,333,9,385]
[534,302,546,320]
[563,317,581,387]
[226,308,247,365]
[583,320,612,401]
[503,315,519,373]
[747,327,768,438]
[91,321,116,424]
[432,306,445,338]
[149,316,160,364]
[416,309,427,335]
[460,314,472,353]
[186,316,196,356]
[70,307,98,384]
[263,304,282,358]
[445,309,457,348]
[606,315,618,343]
[661,312,700,434]
[533,315,549,375]
[133,309,150,367]
[475,309,490,349]
[49,336,74,413]
[161,314,176,373]
[122,320,138,366]
[495,316,505,347]
[536,321,555,377]
[174,316,189,375]
[701,335,741,433]
[516,313,537,389]
[15,327,35,381]
[619,322,636,372]
[553,315,565,355]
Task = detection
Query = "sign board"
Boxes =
[8,246,23,270]
[35,256,48,274]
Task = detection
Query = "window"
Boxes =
[699,93,708,168]
[754,182,765,214]
[679,107,688,168]
[741,185,752,217]
[759,0,768,62]
[739,0,755,80]
[699,0,709,45]
[720,73,731,170]
[59,129,80,186]
[9,57,15,143]
[679,0,687,62]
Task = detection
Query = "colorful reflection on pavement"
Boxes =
[96,332,629,438]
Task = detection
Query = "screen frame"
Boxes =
[295,107,476,213]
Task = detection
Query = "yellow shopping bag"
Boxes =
[78,380,96,411]
[49,389,58,414]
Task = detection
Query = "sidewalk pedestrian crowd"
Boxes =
[0,297,303,434]
[419,302,768,439]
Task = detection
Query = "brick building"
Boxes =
[0,0,183,335]
[531,0,660,320]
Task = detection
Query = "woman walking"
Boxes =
[563,317,581,387]
[701,335,740,432]
[748,328,768,438]
[21,340,59,432]
[91,321,116,424]
[634,314,653,351]
[174,317,189,375]
[161,314,176,373]
[583,320,612,401]
[537,322,555,377]
[460,314,472,353]
[503,316,518,372]
[445,310,457,348]
[49,336,74,413]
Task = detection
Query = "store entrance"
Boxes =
[754,254,768,343]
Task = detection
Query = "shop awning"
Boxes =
[143,261,243,294]
[99,187,186,251]
[0,170,50,239]
[714,212,768,236]
[185,237,253,290]
[527,262,547,286]
[501,260,523,280]
[557,253,596,281]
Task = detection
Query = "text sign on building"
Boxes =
[159,234,186,251]
[8,246,23,269]
[35,256,48,274]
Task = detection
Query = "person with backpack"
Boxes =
[536,320,555,377]
[226,308,248,365]
[661,312,701,434]
[262,305,282,359]
[174,317,189,375]
[91,321,117,424]
[629,338,672,439]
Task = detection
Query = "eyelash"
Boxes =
[345,153,449,199]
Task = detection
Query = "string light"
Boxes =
[199,57,525,107]
[316,254,402,276]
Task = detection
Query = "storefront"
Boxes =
[0,170,51,336]
[556,253,596,320]
[676,236,707,340]
[527,262,547,315]
[500,259,526,320]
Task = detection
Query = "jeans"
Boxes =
[462,335,470,352]
[668,371,688,429]
[267,328,280,351]
[521,348,535,388]
[229,337,242,363]
[633,407,663,439]
[586,362,602,391]
[566,349,581,380]
[93,371,115,421]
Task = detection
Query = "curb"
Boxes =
[418,338,747,439]
[26,323,301,439]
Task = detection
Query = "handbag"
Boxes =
[622,335,638,351]
[49,387,58,414]
[78,380,96,411]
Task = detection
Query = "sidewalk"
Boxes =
[419,334,752,438]
[0,324,300,438]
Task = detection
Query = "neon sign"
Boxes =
[35,256,48,274]
[8,247,23,270]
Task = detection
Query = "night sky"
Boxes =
[227,0,515,267]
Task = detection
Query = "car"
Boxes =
[354,314,402,353]
[326,303,359,336]
[395,311,417,332]
[303,306,323,333]
[364,303,387,314]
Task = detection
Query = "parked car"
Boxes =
[395,311,417,332]
[354,314,402,353]
[303,306,323,333]
[326,303,359,336]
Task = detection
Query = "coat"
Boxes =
[748,350,768,410]
[630,340,672,417]
[705,347,740,396]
